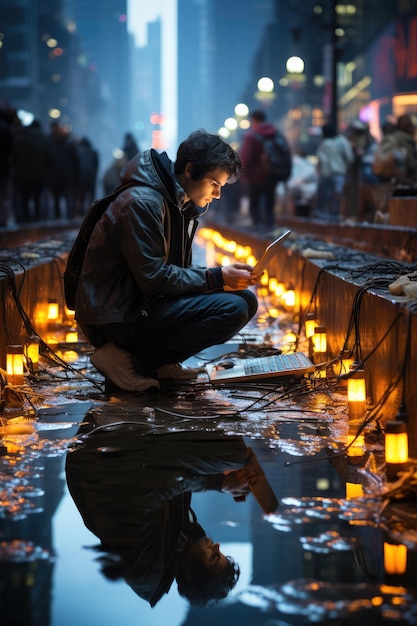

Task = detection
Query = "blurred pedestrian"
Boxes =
[0,102,16,227]
[372,114,417,184]
[75,137,99,216]
[47,122,80,219]
[372,115,417,223]
[357,121,395,222]
[12,119,51,222]
[314,122,354,222]
[240,110,292,231]
[122,132,140,161]
[102,154,128,195]
[286,149,318,218]
[344,120,375,221]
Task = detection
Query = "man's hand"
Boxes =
[221,452,265,502]
[221,263,258,291]
[221,467,253,501]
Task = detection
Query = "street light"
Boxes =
[234,103,249,118]
[255,77,276,106]
[286,56,304,74]
[234,103,250,130]
[224,117,238,132]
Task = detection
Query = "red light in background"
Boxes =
[152,130,165,149]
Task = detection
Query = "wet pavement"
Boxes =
[1,251,417,625]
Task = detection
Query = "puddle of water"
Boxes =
[0,327,416,625]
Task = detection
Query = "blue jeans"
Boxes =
[88,289,258,374]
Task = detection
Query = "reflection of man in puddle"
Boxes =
[65,424,275,607]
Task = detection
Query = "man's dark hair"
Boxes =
[174,129,242,183]
[176,555,240,606]
[250,109,266,123]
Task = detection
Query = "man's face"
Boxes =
[183,165,230,208]
[186,536,229,575]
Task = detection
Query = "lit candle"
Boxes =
[6,345,24,386]
[384,541,407,575]
[346,433,365,458]
[283,285,295,308]
[65,331,79,343]
[347,368,366,421]
[269,277,278,293]
[47,299,59,322]
[305,312,318,339]
[345,481,364,499]
[274,282,285,298]
[260,271,269,286]
[25,339,40,372]
[385,420,408,480]
[34,302,49,330]
[312,326,327,354]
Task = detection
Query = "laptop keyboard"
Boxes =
[243,352,313,375]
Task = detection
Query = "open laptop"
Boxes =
[207,351,315,385]
[252,229,291,278]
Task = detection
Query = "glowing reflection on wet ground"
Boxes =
[0,339,416,625]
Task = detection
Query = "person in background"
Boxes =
[357,121,395,223]
[286,147,318,218]
[102,153,128,195]
[344,120,375,222]
[0,102,17,227]
[75,129,258,393]
[122,132,140,161]
[314,122,354,222]
[372,115,417,223]
[12,119,51,222]
[374,114,417,184]
[47,122,80,219]
[75,137,99,216]
[240,110,290,231]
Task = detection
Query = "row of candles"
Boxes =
[1,242,412,577]
[4,298,79,386]
[198,227,410,475]
[199,227,412,576]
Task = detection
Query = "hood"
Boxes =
[120,148,188,211]
[254,122,278,139]
[125,532,185,607]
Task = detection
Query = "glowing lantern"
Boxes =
[384,541,407,575]
[345,482,364,499]
[25,338,40,372]
[346,433,365,455]
[347,368,366,421]
[48,299,59,322]
[385,420,408,480]
[275,282,285,298]
[312,326,327,354]
[283,285,295,308]
[6,345,24,386]
[305,312,318,339]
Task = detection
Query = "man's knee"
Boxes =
[222,290,257,324]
